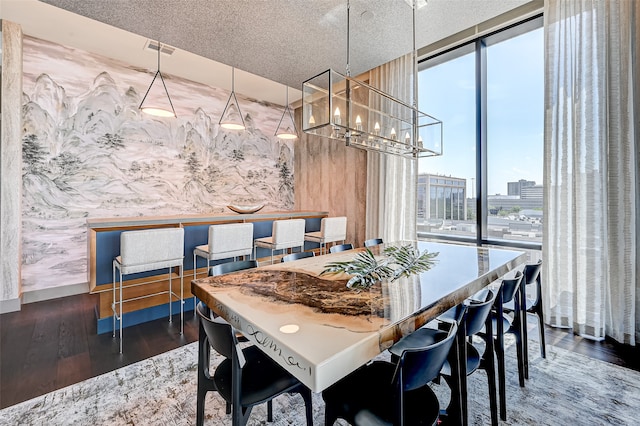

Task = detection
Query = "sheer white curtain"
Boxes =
[543,0,639,344]
[366,54,420,315]
[366,54,417,243]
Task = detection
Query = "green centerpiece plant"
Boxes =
[320,244,439,290]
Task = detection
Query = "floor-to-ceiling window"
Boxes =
[417,15,543,250]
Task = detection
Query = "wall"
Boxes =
[294,109,367,247]
[20,36,294,298]
[0,21,23,313]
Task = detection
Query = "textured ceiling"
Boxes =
[2,0,539,104]
[36,0,533,90]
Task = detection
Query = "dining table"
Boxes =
[191,240,527,399]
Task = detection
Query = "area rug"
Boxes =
[1,338,638,425]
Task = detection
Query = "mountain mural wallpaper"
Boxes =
[21,36,295,293]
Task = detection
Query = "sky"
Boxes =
[417,27,544,196]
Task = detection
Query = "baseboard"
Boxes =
[0,297,21,313]
[22,282,89,304]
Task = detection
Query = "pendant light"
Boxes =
[219,66,245,130]
[275,86,298,139]
[138,40,176,118]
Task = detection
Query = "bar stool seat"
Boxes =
[193,223,254,280]
[113,227,184,354]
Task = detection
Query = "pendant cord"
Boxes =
[412,1,417,109]
[157,41,161,70]
[231,66,235,91]
[346,0,351,77]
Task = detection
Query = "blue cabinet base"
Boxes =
[96,298,196,334]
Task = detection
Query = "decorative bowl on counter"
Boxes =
[227,204,265,214]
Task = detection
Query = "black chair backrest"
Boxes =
[438,303,467,326]
[465,287,499,336]
[329,243,353,253]
[209,259,258,276]
[197,302,235,360]
[396,322,458,392]
[523,260,542,285]
[364,238,383,248]
[281,251,315,263]
[499,271,523,305]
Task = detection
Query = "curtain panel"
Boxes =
[543,0,639,344]
[366,53,417,243]
[366,54,421,317]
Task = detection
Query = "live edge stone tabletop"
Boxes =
[191,241,526,393]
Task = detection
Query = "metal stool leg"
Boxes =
[119,271,123,354]
[112,262,116,338]
[180,265,184,334]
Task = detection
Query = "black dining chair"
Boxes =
[322,320,458,426]
[281,251,315,262]
[389,290,499,426]
[329,243,353,253]
[198,260,259,424]
[388,303,468,425]
[209,259,258,276]
[490,271,525,421]
[504,260,545,380]
[363,238,383,248]
[441,288,500,426]
[196,302,313,426]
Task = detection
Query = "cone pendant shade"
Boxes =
[139,41,176,118]
[219,67,245,130]
[275,86,298,139]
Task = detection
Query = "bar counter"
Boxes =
[87,210,328,333]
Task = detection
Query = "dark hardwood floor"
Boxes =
[0,293,198,409]
[1,293,639,409]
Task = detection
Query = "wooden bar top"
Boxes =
[87,210,328,229]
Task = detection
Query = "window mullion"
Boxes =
[475,39,488,246]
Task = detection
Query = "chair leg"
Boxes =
[300,387,314,426]
[536,304,546,358]
[519,287,529,381]
[444,322,467,426]
[495,331,506,420]
[197,321,217,426]
[267,400,273,422]
[514,325,525,387]
[324,402,339,426]
[484,317,499,426]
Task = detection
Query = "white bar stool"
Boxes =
[193,223,254,280]
[304,216,347,254]
[112,227,184,353]
[254,219,306,264]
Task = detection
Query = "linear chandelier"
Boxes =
[302,1,442,159]
[139,41,176,118]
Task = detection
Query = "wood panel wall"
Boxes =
[294,108,368,248]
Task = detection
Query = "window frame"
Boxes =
[417,14,544,251]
